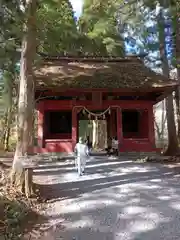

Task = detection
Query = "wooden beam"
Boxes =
[116,108,122,154]
[35,89,166,99]
[37,101,44,148]
[35,86,178,93]
[92,92,102,105]
[72,107,78,149]
[155,87,177,104]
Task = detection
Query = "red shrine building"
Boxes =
[34,56,177,154]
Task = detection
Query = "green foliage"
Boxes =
[79,0,125,56]
[37,0,79,54]
[0,196,28,239]
[2,71,13,108]
[0,0,22,69]
[0,0,21,112]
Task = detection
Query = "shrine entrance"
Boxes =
[77,109,109,151]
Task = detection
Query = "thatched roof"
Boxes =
[34,56,178,91]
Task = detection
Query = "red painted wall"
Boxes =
[36,99,156,153]
[37,101,44,147]
[45,139,73,153]
[45,133,71,139]
[121,139,154,152]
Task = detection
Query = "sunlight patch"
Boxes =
[58,202,81,214]
[58,198,117,215]
[88,161,123,168]
[126,197,141,204]
[170,201,180,210]
[157,195,172,200]
[123,206,147,215]
[130,182,160,190]
[130,220,157,233]
[150,178,161,182]
[114,232,133,240]
[78,199,117,209]
[64,217,94,229]
[120,166,157,174]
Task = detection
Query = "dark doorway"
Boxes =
[44,110,72,138]
[122,109,148,138]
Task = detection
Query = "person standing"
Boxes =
[106,137,112,156]
[86,136,92,155]
[74,137,89,176]
[112,136,118,156]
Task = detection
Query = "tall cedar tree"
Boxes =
[119,0,179,153]
[11,0,37,195]
[157,3,179,155]
[173,0,180,140]
[37,0,79,54]
[0,1,23,150]
[79,0,125,56]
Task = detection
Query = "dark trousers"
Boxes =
[106,147,118,156]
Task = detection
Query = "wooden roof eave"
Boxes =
[34,84,178,93]
[154,85,178,104]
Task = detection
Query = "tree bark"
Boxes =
[175,89,180,140]
[2,111,8,145]
[161,100,166,141]
[175,1,180,141]
[158,4,179,155]
[1,70,14,150]
[11,0,37,194]
[92,120,98,149]
[3,107,12,151]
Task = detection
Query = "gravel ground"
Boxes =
[31,156,180,240]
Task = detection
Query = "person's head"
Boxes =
[79,137,84,144]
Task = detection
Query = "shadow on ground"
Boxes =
[32,156,180,240]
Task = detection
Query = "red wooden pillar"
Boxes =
[109,111,114,138]
[37,101,44,148]
[72,107,78,151]
[106,115,110,139]
[92,92,102,106]
[148,106,155,149]
[112,109,117,137]
[116,107,122,152]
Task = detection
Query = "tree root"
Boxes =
[163,146,180,156]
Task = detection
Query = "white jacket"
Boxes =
[112,139,118,149]
[74,143,89,158]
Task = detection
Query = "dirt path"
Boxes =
[25,156,180,240]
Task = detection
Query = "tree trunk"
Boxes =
[165,95,179,155]
[2,111,8,145]
[161,100,166,141]
[3,107,12,151]
[1,70,13,149]
[175,1,180,141]
[157,4,179,155]
[175,89,180,140]
[11,0,37,193]
[92,120,98,149]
